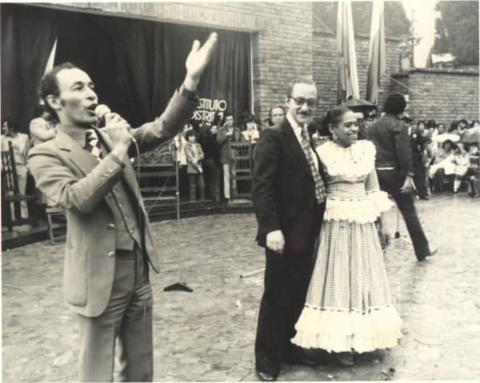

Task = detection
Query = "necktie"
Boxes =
[300,126,326,203]
[84,129,103,161]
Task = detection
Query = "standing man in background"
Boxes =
[367,93,437,262]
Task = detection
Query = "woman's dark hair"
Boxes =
[318,106,351,137]
[448,121,459,132]
[38,62,78,122]
[1,119,19,132]
[416,120,426,128]
[185,130,198,140]
[426,119,437,129]
[269,105,285,119]
[442,139,456,150]
[383,93,407,115]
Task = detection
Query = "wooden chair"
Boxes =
[230,142,253,200]
[1,142,37,231]
[45,205,65,244]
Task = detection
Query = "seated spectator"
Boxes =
[185,130,205,201]
[29,104,57,147]
[451,143,470,193]
[437,123,446,135]
[429,140,456,192]
[426,119,437,141]
[464,143,479,197]
[242,115,260,143]
[448,120,463,136]
[458,119,469,137]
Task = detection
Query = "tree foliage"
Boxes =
[431,1,479,65]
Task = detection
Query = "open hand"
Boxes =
[184,32,218,91]
[400,175,415,194]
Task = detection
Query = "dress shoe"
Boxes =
[256,370,277,381]
[283,345,321,366]
[418,247,437,262]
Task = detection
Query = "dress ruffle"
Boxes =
[324,194,392,223]
[292,305,403,353]
[366,190,393,214]
[317,140,376,178]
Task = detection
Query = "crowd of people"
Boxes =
[172,106,286,203]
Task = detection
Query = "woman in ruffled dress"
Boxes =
[292,106,402,366]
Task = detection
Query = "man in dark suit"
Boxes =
[252,77,327,381]
[367,93,436,262]
[28,33,217,381]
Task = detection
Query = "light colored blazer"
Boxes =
[28,88,197,317]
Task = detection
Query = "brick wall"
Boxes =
[391,69,479,124]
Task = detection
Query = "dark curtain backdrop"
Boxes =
[54,12,251,126]
[2,4,251,131]
[1,4,58,132]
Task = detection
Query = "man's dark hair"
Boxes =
[286,76,317,97]
[38,62,78,121]
[426,119,436,129]
[383,93,406,115]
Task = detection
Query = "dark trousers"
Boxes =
[77,248,153,382]
[255,203,324,375]
[377,169,430,260]
[203,159,220,202]
[188,173,205,201]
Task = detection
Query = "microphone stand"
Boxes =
[164,139,193,293]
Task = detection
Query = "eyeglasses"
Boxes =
[290,97,317,107]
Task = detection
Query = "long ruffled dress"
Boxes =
[292,140,402,353]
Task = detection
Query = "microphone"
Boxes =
[94,104,136,143]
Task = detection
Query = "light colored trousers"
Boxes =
[77,248,153,382]
[223,163,231,200]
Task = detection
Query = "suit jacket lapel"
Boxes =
[55,131,98,176]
